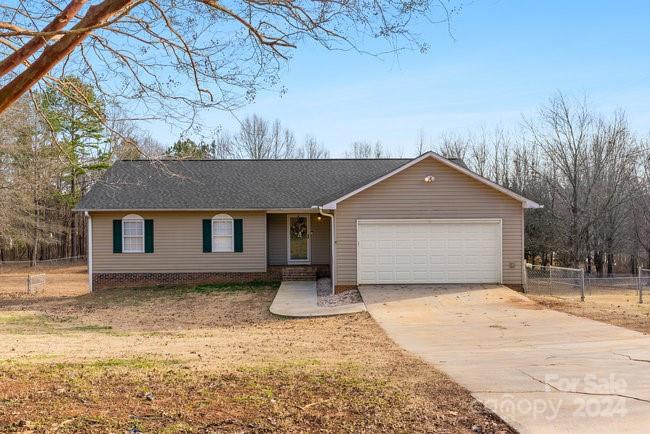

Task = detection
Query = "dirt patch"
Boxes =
[529,294,650,334]
[506,296,544,310]
[0,285,513,433]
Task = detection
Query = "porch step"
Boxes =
[282,266,317,281]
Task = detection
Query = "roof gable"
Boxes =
[321,152,542,209]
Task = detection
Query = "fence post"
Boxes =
[523,263,528,293]
[580,269,585,302]
[639,267,644,305]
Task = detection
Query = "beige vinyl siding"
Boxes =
[335,157,524,286]
[266,214,286,266]
[267,213,331,265]
[310,214,331,264]
[92,211,266,273]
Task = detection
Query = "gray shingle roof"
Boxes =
[75,158,436,210]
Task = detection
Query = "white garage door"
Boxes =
[357,219,502,284]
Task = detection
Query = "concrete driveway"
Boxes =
[359,284,650,434]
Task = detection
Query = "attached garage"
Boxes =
[357,219,502,284]
[325,152,542,291]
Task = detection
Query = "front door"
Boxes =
[287,214,310,263]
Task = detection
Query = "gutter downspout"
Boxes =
[85,211,93,292]
[314,206,336,295]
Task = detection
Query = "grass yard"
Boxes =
[529,293,650,334]
[0,282,511,433]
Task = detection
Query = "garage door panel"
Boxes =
[396,240,411,249]
[395,255,411,264]
[395,271,411,280]
[428,245,447,254]
[446,239,462,249]
[359,239,377,249]
[412,255,427,265]
[412,239,428,249]
[357,220,501,284]
[377,271,395,281]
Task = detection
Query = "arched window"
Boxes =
[212,213,234,252]
[122,214,144,253]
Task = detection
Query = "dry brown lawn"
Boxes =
[529,293,650,334]
[0,265,88,298]
[0,282,512,433]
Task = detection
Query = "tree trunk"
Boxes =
[71,175,78,257]
[606,253,614,277]
[595,251,603,277]
[31,204,40,267]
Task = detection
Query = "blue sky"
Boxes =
[147,0,650,156]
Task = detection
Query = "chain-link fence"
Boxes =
[0,256,86,273]
[525,264,585,300]
[585,276,639,299]
[0,256,87,297]
[526,264,650,303]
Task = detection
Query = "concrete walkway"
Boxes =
[360,284,650,434]
[269,281,366,317]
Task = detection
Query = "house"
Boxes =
[74,152,541,292]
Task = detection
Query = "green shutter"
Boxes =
[112,220,122,253]
[202,219,212,252]
[144,220,154,253]
[234,219,243,252]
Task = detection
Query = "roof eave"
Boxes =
[72,207,322,213]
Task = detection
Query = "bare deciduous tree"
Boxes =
[438,132,469,161]
[0,1,460,123]
[525,94,595,265]
[297,136,329,159]
[415,128,429,156]
[233,114,296,159]
[345,141,390,158]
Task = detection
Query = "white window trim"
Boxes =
[122,214,145,254]
[212,213,234,253]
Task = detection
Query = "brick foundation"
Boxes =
[92,264,331,290]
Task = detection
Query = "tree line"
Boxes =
[428,94,649,275]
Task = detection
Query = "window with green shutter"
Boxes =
[234,219,243,252]
[144,220,154,253]
[112,220,122,253]
[203,215,243,252]
[202,219,212,252]
[114,215,153,254]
